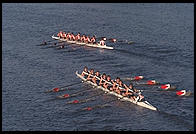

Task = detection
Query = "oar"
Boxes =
[45,81,82,93]
[107,38,134,44]
[121,76,144,81]
[66,92,105,104]
[43,42,65,48]
[82,98,119,111]
[135,80,159,86]
[56,87,92,99]
[39,40,57,46]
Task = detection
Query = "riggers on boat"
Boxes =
[52,35,114,50]
[76,71,157,111]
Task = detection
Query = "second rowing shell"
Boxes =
[76,71,157,111]
[52,35,114,50]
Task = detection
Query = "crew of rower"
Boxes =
[81,66,145,102]
[57,31,106,46]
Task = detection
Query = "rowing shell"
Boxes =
[75,71,157,111]
[52,35,114,50]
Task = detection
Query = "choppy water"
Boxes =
[2,3,194,131]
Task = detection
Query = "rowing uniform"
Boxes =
[66,34,70,40]
[81,36,85,42]
[94,74,101,85]
[119,83,127,95]
[76,34,80,41]
[62,33,66,39]
[99,40,105,46]
[60,32,63,38]
[99,76,106,86]
[135,94,145,102]
[105,79,112,90]
[91,37,96,44]
[82,70,89,79]
[57,32,61,37]
[71,34,75,41]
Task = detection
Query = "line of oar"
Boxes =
[56,87,93,99]
[81,97,119,111]
[121,76,144,81]
[66,91,105,104]
[38,39,57,46]
[97,36,134,44]
[45,81,82,93]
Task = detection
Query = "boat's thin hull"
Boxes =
[52,35,114,50]
[75,71,157,111]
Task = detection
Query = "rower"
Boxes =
[111,77,121,91]
[92,71,101,85]
[75,32,81,41]
[57,31,62,38]
[85,36,91,44]
[90,35,96,44]
[117,81,127,96]
[81,66,89,79]
[71,32,75,41]
[99,73,107,86]
[59,31,63,38]
[124,83,136,101]
[62,32,66,39]
[99,39,106,46]
[103,75,113,91]
[68,32,72,40]
[81,35,85,42]
[86,69,94,81]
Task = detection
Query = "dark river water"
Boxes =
[2,3,194,131]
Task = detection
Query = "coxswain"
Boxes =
[92,71,101,85]
[75,32,81,41]
[135,93,145,102]
[99,73,107,86]
[86,69,94,81]
[81,66,89,79]
[103,75,113,91]
[90,35,96,44]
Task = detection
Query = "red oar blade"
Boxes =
[83,107,93,111]
[161,84,171,90]
[176,90,186,96]
[134,76,144,81]
[72,100,79,104]
[147,80,157,85]
[57,94,70,99]
[53,88,60,92]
